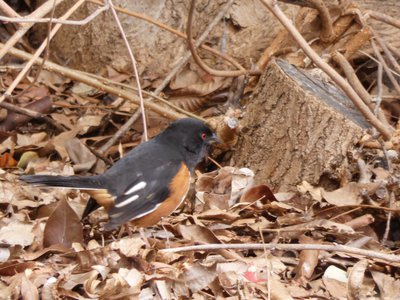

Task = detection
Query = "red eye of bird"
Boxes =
[201,132,207,140]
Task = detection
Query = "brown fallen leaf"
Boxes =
[177,224,242,260]
[64,137,96,172]
[347,259,368,300]
[322,265,348,299]
[240,184,277,204]
[294,235,320,284]
[22,244,70,261]
[177,262,217,294]
[0,97,52,132]
[43,198,83,248]
[0,261,37,276]
[0,222,34,247]
[111,237,145,258]
[20,272,39,300]
[196,167,255,212]
[370,270,400,299]
[298,181,382,206]
[322,182,381,206]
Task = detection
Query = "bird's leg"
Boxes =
[160,217,171,248]
[117,224,126,239]
[139,227,151,248]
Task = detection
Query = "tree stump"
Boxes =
[231,59,370,192]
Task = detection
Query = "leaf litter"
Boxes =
[2,141,400,299]
[1,7,400,298]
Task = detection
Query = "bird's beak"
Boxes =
[207,132,221,144]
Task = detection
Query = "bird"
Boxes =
[20,118,218,231]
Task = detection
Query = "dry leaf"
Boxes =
[111,237,145,257]
[0,222,34,247]
[64,137,96,172]
[43,198,83,248]
[294,235,320,284]
[118,268,143,288]
[179,262,217,292]
[322,265,348,299]
[370,270,400,299]
[20,272,39,300]
[347,259,368,300]
[298,181,382,206]
[322,182,381,206]
[0,261,37,276]
[240,184,277,203]
[76,115,103,135]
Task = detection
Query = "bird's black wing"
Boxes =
[103,159,184,230]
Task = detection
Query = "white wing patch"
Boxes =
[124,181,147,195]
[115,194,139,208]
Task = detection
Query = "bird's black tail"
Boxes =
[20,175,104,190]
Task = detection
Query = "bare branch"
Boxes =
[0,2,109,25]
[107,0,148,141]
[161,243,400,265]
[0,0,65,60]
[367,10,400,29]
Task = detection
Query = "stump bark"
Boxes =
[231,59,370,192]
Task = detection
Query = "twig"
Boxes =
[0,2,109,25]
[1,0,86,103]
[107,0,147,141]
[367,10,400,29]
[382,191,394,244]
[161,243,400,265]
[358,50,400,78]
[344,214,374,230]
[78,71,204,120]
[316,204,400,216]
[371,41,400,96]
[0,0,20,18]
[2,44,184,120]
[87,0,257,75]
[329,207,361,222]
[0,0,65,61]
[387,43,400,59]
[278,0,334,42]
[187,0,252,77]
[98,109,141,154]
[332,52,391,128]
[86,145,114,165]
[0,97,65,132]
[374,62,383,116]
[372,30,400,76]
[259,0,393,140]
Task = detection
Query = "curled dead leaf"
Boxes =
[347,259,368,300]
[240,184,277,204]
